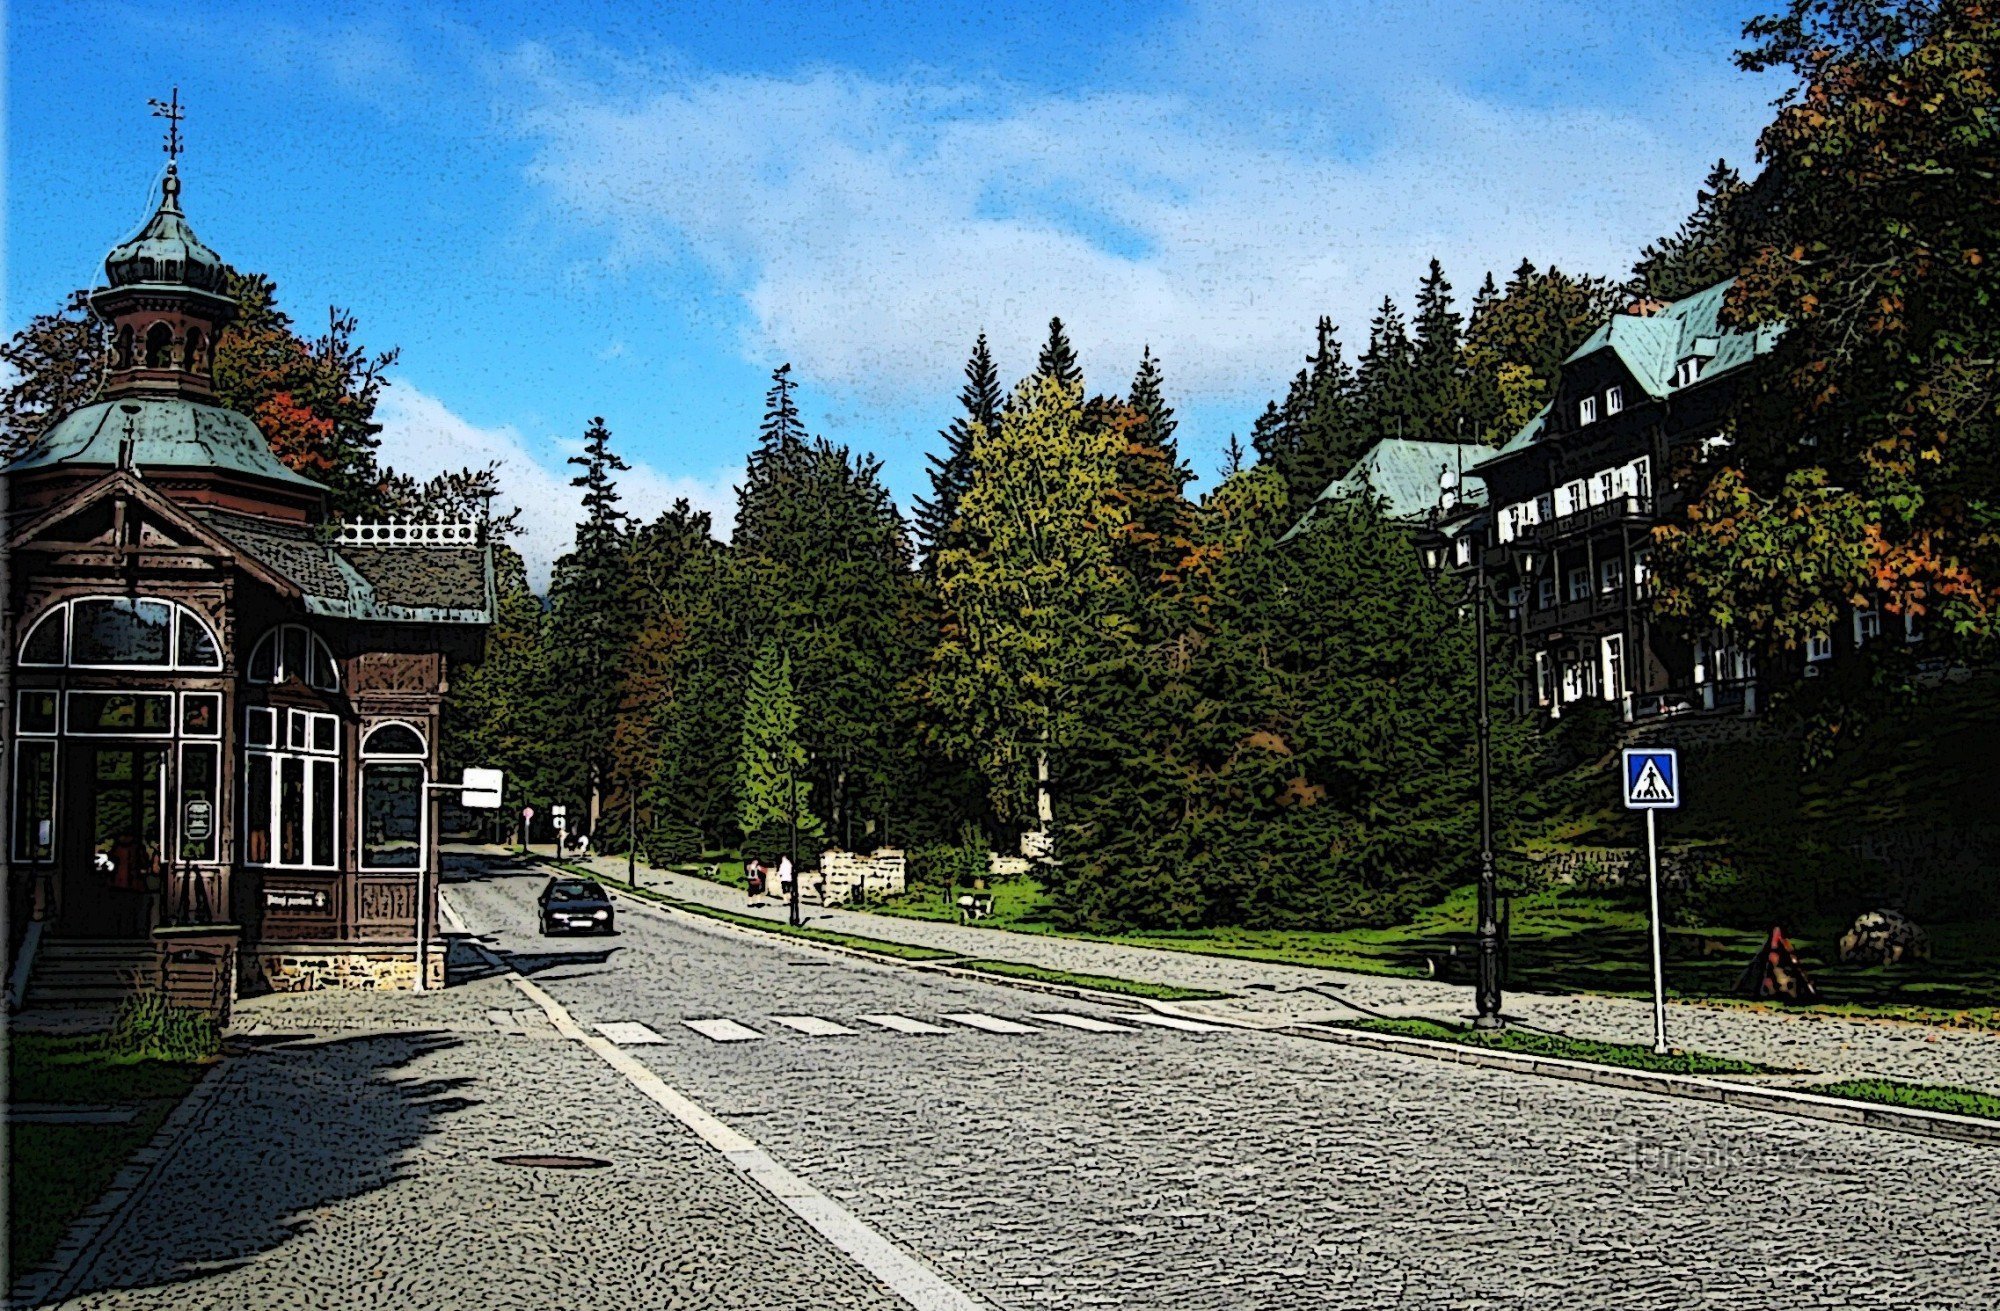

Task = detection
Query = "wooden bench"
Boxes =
[956,893,995,924]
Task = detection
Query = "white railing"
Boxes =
[336,520,481,547]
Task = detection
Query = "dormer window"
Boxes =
[1578,396,1598,426]
[1605,386,1623,415]
[1674,357,1704,388]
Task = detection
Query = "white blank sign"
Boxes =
[460,767,503,809]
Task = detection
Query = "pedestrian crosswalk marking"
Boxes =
[768,1015,860,1037]
[942,1012,1041,1035]
[1028,1012,1141,1033]
[596,1021,669,1045]
[1123,1013,1227,1033]
[857,1013,951,1035]
[683,1018,763,1043]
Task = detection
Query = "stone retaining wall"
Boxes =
[1520,846,1702,893]
[816,849,907,905]
[250,944,445,993]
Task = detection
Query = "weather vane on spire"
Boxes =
[149,87,184,167]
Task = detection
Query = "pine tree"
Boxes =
[1410,258,1465,437]
[1354,296,1420,446]
[735,641,821,851]
[1127,345,1177,449]
[1631,160,1755,301]
[1219,434,1248,479]
[549,416,635,829]
[1034,317,1084,392]
[914,334,1001,567]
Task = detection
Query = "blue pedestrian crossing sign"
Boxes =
[1622,748,1680,809]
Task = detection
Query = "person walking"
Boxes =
[746,858,766,901]
[777,854,794,903]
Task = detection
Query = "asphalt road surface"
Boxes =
[438,853,2000,1310]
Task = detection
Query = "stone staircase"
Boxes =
[20,939,157,1010]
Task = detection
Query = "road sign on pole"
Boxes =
[1623,747,1680,1054]
[1623,748,1679,809]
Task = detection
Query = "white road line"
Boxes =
[683,1018,763,1043]
[1027,1012,1141,1034]
[1124,1013,1228,1033]
[941,1013,1041,1035]
[769,1015,861,1037]
[858,1013,952,1035]
[438,894,470,934]
[596,1021,669,1045]
[468,928,987,1311]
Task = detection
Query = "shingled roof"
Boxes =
[194,509,493,624]
[1282,438,1500,542]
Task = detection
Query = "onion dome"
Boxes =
[103,167,229,294]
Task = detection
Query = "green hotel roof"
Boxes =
[1560,277,1781,401]
[4,395,328,492]
[1282,437,1500,541]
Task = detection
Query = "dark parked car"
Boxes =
[538,877,615,935]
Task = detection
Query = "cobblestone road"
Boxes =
[34,921,905,1310]
[448,853,2000,1310]
[552,846,2000,1094]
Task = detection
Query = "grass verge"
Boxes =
[579,868,960,962]
[8,1027,215,1272]
[1335,1017,1782,1076]
[951,959,1228,1002]
[1810,1078,2000,1121]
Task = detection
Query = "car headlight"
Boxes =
[593,910,608,920]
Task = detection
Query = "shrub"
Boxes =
[103,993,220,1063]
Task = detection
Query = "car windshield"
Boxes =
[548,881,601,902]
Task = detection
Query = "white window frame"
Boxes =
[64,690,175,737]
[11,740,59,864]
[1601,634,1626,702]
[1537,577,1558,610]
[1674,357,1703,387]
[1578,396,1598,426]
[1567,565,1591,603]
[16,689,60,736]
[1605,386,1624,415]
[359,721,430,872]
[17,596,221,672]
[247,624,341,691]
[1534,651,1553,707]
[1632,549,1652,596]
[1599,556,1625,594]
[244,710,341,871]
[1561,480,1586,517]
[1805,632,1833,663]
[1854,605,1882,646]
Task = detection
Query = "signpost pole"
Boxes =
[1646,806,1668,1054]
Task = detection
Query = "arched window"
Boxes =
[363,723,426,757]
[360,720,427,869]
[145,323,173,369]
[114,324,135,370]
[183,327,205,374]
[246,625,338,691]
[16,597,222,671]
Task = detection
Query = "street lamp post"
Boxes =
[1416,529,1542,1032]
[787,757,801,929]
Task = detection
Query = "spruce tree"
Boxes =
[549,416,635,828]
[1410,258,1465,437]
[1127,345,1177,449]
[1631,160,1755,301]
[735,641,820,852]
[914,334,1001,567]
[1219,434,1248,479]
[1035,317,1084,392]
[1355,295,1420,446]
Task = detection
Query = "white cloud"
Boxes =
[514,45,1768,419]
[374,381,736,591]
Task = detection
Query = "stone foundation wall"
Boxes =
[817,849,907,904]
[1521,846,1702,893]
[251,944,445,993]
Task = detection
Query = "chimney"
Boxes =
[1627,296,1669,318]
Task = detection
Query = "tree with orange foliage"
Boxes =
[1653,0,2000,752]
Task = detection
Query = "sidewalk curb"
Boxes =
[595,877,1230,1014]
[7,1058,236,1309]
[1278,1022,2000,1149]
[523,852,2000,1149]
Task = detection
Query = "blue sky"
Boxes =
[11,0,1780,586]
